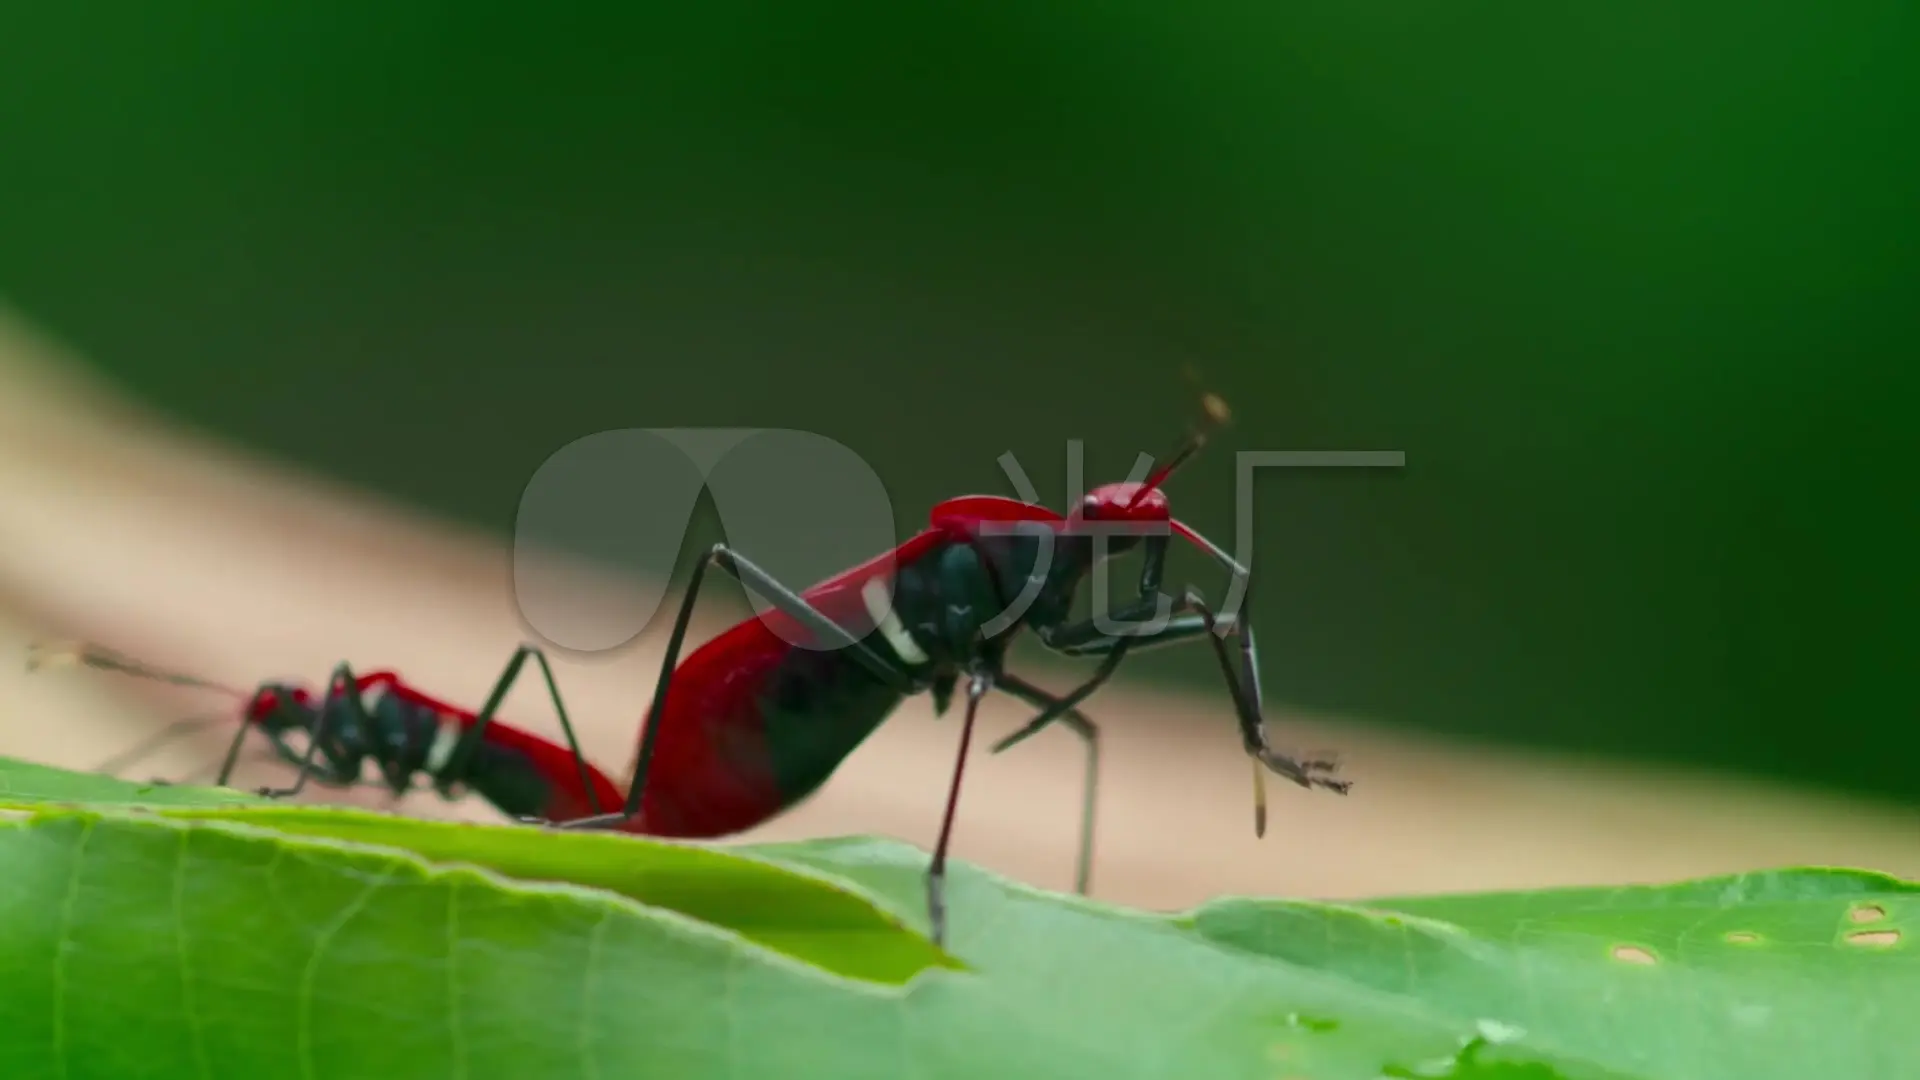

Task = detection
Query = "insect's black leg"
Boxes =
[999,583,1189,753]
[440,645,604,815]
[1170,588,1348,836]
[215,688,274,788]
[90,716,219,778]
[1087,587,1338,794]
[551,544,918,831]
[258,729,361,787]
[926,669,992,947]
[1021,529,1189,655]
[219,689,353,792]
[973,530,1172,756]
[1040,613,1235,656]
[1026,590,1344,810]
[992,674,1102,896]
[1178,590,1332,778]
[1041,520,1345,828]
[708,547,918,689]
[993,641,1133,755]
[1003,607,1238,756]
[1141,530,1337,814]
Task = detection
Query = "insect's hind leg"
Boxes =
[993,673,1103,897]
[549,543,919,832]
[443,644,606,816]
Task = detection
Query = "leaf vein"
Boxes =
[297,859,389,1080]
[51,817,95,1080]
[174,828,212,1080]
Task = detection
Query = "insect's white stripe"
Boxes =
[861,579,930,666]
[424,712,465,774]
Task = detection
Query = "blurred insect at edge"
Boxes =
[25,641,623,824]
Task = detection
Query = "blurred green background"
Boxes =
[1,5,1912,800]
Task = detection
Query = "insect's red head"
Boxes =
[1076,482,1171,525]
[247,683,312,720]
[1068,391,1230,535]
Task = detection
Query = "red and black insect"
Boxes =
[27,641,624,824]
[537,392,1351,945]
[33,394,1349,945]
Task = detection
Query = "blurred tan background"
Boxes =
[6,3,1913,806]
[2,5,1914,912]
[4,309,1916,910]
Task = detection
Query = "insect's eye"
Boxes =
[1081,495,1102,516]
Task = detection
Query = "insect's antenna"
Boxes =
[89,716,225,778]
[26,640,249,700]
[1126,390,1233,510]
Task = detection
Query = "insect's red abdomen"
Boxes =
[623,619,792,836]
[622,539,935,838]
[381,676,626,822]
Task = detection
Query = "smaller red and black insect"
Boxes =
[27,641,623,824]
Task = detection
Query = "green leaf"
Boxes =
[0,805,979,1080]
[0,755,261,805]
[145,803,958,984]
[751,836,1920,1078]
[1,756,1913,1079]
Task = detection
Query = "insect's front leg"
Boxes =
[258,730,361,788]
[1037,611,1237,656]
[1150,535,1331,809]
[1152,588,1348,835]
[1028,588,1348,824]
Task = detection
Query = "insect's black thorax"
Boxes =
[749,529,1123,811]
[367,690,542,804]
[915,530,1112,652]
[260,685,462,794]
[345,687,445,782]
